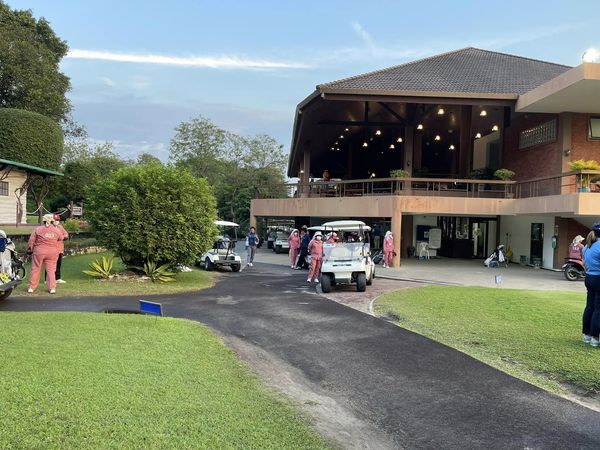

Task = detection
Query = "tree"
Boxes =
[137,153,162,166]
[86,164,218,267]
[0,1,71,121]
[169,116,289,228]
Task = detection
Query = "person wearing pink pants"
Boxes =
[307,231,323,283]
[383,231,395,268]
[27,214,64,294]
[288,229,300,268]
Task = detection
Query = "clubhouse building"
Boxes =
[251,48,600,268]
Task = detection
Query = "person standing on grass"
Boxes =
[288,229,300,269]
[45,214,69,284]
[245,226,259,267]
[27,213,65,294]
[383,231,394,268]
[582,226,600,346]
[295,226,310,270]
[307,231,323,283]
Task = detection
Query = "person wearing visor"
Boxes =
[325,232,338,245]
[307,231,324,283]
[27,213,66,294]
[45,214,69,284]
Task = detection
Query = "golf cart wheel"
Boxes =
[321,274,332,293]
[275,245,282,254]
[231,264,241,272]
[356,273,367,292]
[366,271,373,286]
[564,267,579,281]
[0,288,13,301]
[205,257,215,271]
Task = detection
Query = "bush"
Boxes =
[569,159,600,171]
[63,218,81,233]
[86,164,218,267]
[493,169,515,180]
[0,108,63,170]
[390,169,410,178]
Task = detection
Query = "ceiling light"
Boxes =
[339,135,344,139]
[434,135,441,141]
[417,124,424,130]
[582,48,600,63]
[449,144,455,150]
[300,169,304,174]
[375,129,382,136]
[344,128,349,132]
[389,144,395,149]
[437,108,445,115]
[480,110,487,117]
[330,147,335,150]
[336,147,340,151]
[475,132,482,139]
[397,137,403,143]
[334,141,338,145]
[362,141,368,148]
[492,125,499,131]
[371,173,376,178]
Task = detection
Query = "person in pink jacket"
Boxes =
[307,231,323,283]
[288,229,300,268]
[383,231,395,268]
[27,213,65,294]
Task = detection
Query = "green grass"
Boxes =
[375,286,599,394]
[0,312,329,449]
[14,252,214,296]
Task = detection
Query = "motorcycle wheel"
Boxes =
[564,266,580,281]
[0,288,13,301]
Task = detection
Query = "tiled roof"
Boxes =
[319,48,571,96]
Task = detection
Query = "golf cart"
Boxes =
[0,230,24,300]
[198,220,242,272]
[313,220,375,293]
[273,230,290,254]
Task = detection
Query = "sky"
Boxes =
[7,0,600,161]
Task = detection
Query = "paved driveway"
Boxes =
[2,263,599,449]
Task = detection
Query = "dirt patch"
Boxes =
[222,334,399,450]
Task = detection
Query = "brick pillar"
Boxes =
[392,202,402,267]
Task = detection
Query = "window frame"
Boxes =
[0,180,8,196]
[588,116,600,140]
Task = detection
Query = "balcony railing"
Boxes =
[255,171,600,201]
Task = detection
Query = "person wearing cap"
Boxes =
[288,229,300,268]
[325,232,338,245]
[49,214,69,283]
[582,223,600,346]
[307,231,324,283]
[569,235,584,260]
[383,231,395,268]
[295,225,310,270]
[27,213,66,294]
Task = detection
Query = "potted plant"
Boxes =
[569,159,600,192]
[493,168,515,181]
[390,169,410,193]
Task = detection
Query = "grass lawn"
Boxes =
[0,313,329,449]
[375,286,599,394]
[14,252,214,296]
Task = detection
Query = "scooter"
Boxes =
[563,257,585,281]
[0,230,25,300]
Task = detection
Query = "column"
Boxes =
[413,134,422,172]
[301,149,311,198]
[391,203,402,267]
[559,113,572,194]
[459,105,472,177]
[403,125,414,176]
[250,215,257,230]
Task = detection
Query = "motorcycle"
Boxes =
[0,230,25,300]
[562,257,585,281]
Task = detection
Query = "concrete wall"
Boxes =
[0,169,27,225]
[499,214,556,268]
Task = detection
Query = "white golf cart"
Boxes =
[314,220,375,293]
[198,220,242,272]
[273,230,290,254]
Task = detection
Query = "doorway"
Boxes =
[471,221,487,258]
[530,223,544,266]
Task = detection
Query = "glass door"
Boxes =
[530,223,544,266]
[471,221,487,258]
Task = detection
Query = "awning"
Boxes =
[0,158,63,177]
[516,63,600,113]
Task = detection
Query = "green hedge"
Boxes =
[0,108,63,170]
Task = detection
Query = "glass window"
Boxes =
[589,117,600,139]
[0,181,8,196]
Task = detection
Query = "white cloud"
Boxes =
[100,76,116,87]
[67,49,309,70]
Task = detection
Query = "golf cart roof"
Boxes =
[320,220,371,232]
[214,220,239,227]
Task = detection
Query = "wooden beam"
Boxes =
[321,93,515,107]
[377,102,405,123]
[318,121,408,127]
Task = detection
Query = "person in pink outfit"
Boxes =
[307,231,323,283]
[383,231,395,268]
[325,232,338,244]
[27,213,65,294]
[288,229,300,268]
[45,214,69,284]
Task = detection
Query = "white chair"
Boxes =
[418,242,430,260]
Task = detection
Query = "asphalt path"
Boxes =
[2,263,599,449]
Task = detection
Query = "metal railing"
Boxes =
[254,170,600,201]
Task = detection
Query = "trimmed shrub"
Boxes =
[0,108,63,170]
[86,163,218,267]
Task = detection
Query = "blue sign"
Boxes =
[139,300,162,316]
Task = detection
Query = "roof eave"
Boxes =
[319,86,519,100]
[287,90,321,177]
[0,158,64,177]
